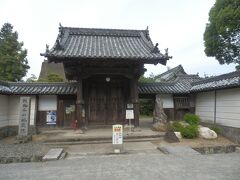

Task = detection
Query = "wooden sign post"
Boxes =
[126,103,134,133]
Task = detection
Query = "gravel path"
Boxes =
[0,139,49,164]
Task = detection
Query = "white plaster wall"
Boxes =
[216,88,240,128]
[8,95,37,126]
[38,95,57,111]
[196,88,240,128]
[195,91,215,123]
[158,94,174,108]
[0,95,9,127]
[8,95,20,126]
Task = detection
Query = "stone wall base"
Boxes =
[201,122,240,144]
[0,125,37,139]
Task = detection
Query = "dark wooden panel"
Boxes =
[174,109,190,120]
[164,108,175,121]
[36,111,47,127]
[85,76,128,125]
[57,100,64,127]
[57,98,76,127]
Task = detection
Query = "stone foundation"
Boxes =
[0,126,8,139]
[201,122,240,144]
[0,125,37,139]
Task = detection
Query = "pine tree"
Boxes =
[0,23,29,81]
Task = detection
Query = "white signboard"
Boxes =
[18,97,31,137]
[46,111,56,125]
[126,109,134,119]
[112,124,123,145]
[127,103,134,109]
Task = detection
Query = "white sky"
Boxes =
[0,0,236,79]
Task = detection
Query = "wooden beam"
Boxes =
[76,78,84,128]
[130,77,140,127]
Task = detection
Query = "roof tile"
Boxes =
[43,27,169,64]
[191,71,240,92]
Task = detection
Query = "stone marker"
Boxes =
[164,122,180,143]
[16,97,31,143]
[42,148,64,161]
[153,94,167,124]
[152,95,168,131]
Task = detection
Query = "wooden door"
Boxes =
[57,96,76,128]
[63,100,76,127]
[86,77,126,125]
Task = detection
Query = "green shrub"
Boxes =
[181,125,199,139]
[210,126,222,134]
[171,121,184,132]
[184,113,200,125]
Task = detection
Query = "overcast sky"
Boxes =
[0,0,236,79]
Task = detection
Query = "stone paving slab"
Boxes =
[159,145,200,156]
[42,148,63,161]
[65,142,161,157]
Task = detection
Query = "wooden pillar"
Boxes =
[130,77,139,127]
[76,78,84,128]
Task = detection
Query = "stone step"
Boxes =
[44,133,165,143]
[43,137,164,146]
[42,148,64,161]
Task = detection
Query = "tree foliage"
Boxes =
[204,0,240,68]
[138,73,156,83]
[38,73,64,82]
[26,74,37,82]
[0,23,29,81]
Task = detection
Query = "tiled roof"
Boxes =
[1,71,238,95]
[139,75,201,94]
[191,71,240,92]
[0,82,11,94]
[42,26,170,64]
[9,82,78,95]
[155,65,186,82]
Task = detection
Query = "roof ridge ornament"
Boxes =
[145,26,151,41]
[46,44,49,53]
[152,43,160,53]
[55,39,63,50]
[164,48,172,60]
[59,23,64,37]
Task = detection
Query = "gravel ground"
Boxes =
[0,139,49,164]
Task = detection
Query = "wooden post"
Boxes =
[214,90,217,125]
[130,77,139,127]
[76,78,84,128]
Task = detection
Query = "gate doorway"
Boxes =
[84,76,129,125]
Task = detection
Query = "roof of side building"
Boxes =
[0,81,11,94]
[139,74,201,94]
[190,71,240,92]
